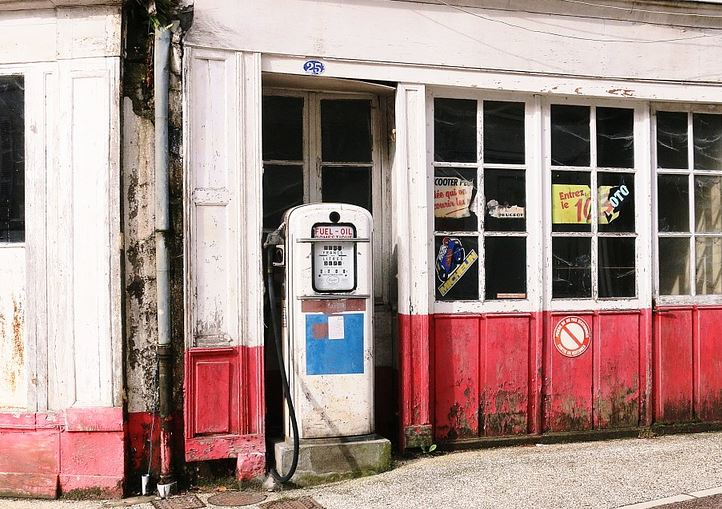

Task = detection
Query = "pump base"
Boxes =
[274,434,391,486]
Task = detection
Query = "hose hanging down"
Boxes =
[264,240,300,483]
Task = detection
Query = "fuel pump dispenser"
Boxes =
[264,203,391,486]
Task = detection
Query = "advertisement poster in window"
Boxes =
[435,236,479,300]
[551,184,632,225]
[434,169,477,231]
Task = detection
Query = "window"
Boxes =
[433,97,527,301]
[0,76,24,243]
[656,110,722,296]
[550,104,636,299]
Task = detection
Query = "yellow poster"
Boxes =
[552,184,627,225]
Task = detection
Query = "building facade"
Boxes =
[3,0,722,499]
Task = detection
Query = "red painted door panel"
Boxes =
[697,308,722,421]
[433,317,479,440]
[655,309,693,423]
[596,313,640,428]
[481,316,530,436]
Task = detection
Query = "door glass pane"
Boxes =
[434,235,479,300]
[657,111,688,169]
[263,164,303,230]
[695,175,722,233]
[598,237,635,298]
[552,171,591,232]
[483,101,524,164]
[434,168,477,232]
[552,237,592,298]
[321,99,372,163]
[659,237,690,295]
[598,172,635,233]
[657,174,689,233]
[434,98,476,163]
[0,76,24,243]
[262,96,303,161]
[485,237,526,299]
[696,237,722,295]
[484,169,525,232]
[693,113,722,170]
[551,105,590,167]
[596,107,634,168]
[322,166,372,212]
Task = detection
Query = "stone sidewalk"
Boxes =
[2,431,721,509]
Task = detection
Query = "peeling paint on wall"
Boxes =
[0,247,26,409]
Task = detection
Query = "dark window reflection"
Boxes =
[657,174,689,232]
[657,111,688,169]
[434,98,477,163]
[552,237,591,298]
[263,164,303,230]
[551,105,590,167]
[321,99,372,163]
[322,166,372,212]
[552,171,591,233]
[485,236,526,299]
[434,168,477,232]
[484,169,525,231]
[597,107,634,168]
[484,101,524,164]
[659,237,690,295]
[693,113,722,170]
[0,76,24,243]
[598,237,636,298]
[262,96,303,161]
[434,235,479,300]
[598,172,635,233]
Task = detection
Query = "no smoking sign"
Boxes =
[553,316,591,358]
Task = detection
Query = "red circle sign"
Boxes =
[553,316,591,358]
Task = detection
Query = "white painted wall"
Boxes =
[0,6,122,411]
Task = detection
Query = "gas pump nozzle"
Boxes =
[264,224,286,268]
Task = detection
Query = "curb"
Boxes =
[618,486,722,508]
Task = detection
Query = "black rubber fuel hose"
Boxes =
[266,246,300,483]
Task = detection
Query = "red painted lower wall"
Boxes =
[0,407,125,499]
[399,306,722,449]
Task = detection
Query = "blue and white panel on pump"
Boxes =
[305,313,364,375]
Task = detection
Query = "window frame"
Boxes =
[543,96,650,312]
[652,103,722,306]
[429,87,542,315]
[0,72,25,246]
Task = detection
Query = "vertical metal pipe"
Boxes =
[154,27,174,492]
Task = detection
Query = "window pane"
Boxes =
[434,235,479,300]
[321,99,372,163]
[484,169,525,232]
[485,237,526,299]
[263,164,303,230]
[657,111,688,169]
[599,237,636,298]
[551,105,590,167]
[695,175,722,233]
[483,101,524,164]
[434,98,476,163]
[322,166,372,213]
[552,171,591,232]
[0,76,24,243]
[659,237,690,295]
[262,96,303,161]
[657,174,689,232]
[696,237,722,295]
[596,107,634,168]
[693,113,722,170]
[434,168,478,232]
[598,172,635,233]
[552,237,591,298]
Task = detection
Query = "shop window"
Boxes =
[656,110,722,296]
[550,104,636,300]
[433,98,527,301]
[0,76,24,243]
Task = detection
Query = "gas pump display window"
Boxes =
[312,223,357,292]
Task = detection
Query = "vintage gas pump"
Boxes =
[264,203,390,486]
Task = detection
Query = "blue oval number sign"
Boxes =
[303,60,325,75]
